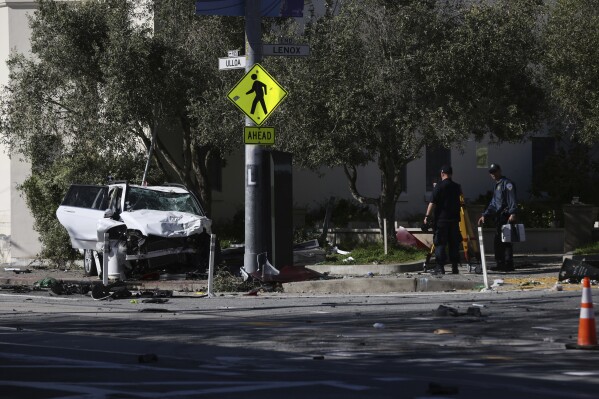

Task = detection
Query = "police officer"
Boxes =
[477,163,518,271]
[424,165,462,275]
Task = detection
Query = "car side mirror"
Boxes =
[104,209,114,219]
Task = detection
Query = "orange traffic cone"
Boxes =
[566,276,599,350]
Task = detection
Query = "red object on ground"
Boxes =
[396,226,429,250]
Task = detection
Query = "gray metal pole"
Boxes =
[207,233,216,297]
[243,0,263,274]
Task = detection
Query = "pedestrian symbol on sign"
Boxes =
[247,73,268,114]
[227,64,288,126]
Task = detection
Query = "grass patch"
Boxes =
[573,242,599,255]
[324,243,427,265]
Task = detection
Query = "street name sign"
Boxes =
[263,44,310,57]
[227,63,288,126]
[244,126,275,145]
[219,56,246,70]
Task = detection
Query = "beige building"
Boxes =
[0,0,40,265]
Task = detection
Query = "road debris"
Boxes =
[141,298,169,304]
[3,268,32,274]
[434,305,459,317]
[434,305,485,318]
[491,279,504,288]
[559,258,599,283]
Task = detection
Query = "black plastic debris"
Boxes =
[141,298,169,304]
[90,282,130,300]
[466,307,483,317]
[111,286,132,299]
[91,284,111,300]
[559,258,599,283]
[434,305,485,318]
[0,285,32,293]
[50,281,91,296]
[434,305,460,317]
[3,268,32,274]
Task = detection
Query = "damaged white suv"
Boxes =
[56,182,213,279]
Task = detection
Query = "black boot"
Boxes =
[451,264,459,274]
[430,266,445,275]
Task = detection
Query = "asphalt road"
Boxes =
[1,288,599,398]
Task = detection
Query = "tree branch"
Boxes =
[343,164,378,206]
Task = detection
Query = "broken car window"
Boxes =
[125,187,204,215]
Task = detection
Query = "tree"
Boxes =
[0,0,244,217]
[269,0,545,237]
[543,0,599,144]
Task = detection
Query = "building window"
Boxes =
[476,144,488,169]
[426,146,451,191]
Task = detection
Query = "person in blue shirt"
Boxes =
[478,163,518,271]
[424,165,463,275]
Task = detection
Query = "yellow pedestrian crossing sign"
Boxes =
[227,64,288,126]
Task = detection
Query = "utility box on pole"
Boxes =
[267,150,293,268]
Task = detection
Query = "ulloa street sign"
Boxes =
[244,126,275,145]
[227,64,288,126]
[219,56,246,70]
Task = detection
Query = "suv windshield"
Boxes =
[126,186,204,216]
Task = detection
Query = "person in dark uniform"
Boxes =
[477,163,518,271]
[424,165,463,275]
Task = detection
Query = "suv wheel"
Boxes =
[84,249,100,277]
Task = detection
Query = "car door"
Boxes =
[56,185,109,250]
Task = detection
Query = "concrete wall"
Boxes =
[327,227,565,255]
[0,0,41,265]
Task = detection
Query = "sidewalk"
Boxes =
[285,253,567,294]
[0,253,567,295]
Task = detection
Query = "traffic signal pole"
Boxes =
[243,0,263,274]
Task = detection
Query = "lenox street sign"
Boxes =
[263,44,310,57]
[219,56,246,70]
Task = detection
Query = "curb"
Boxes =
[306,261,424,275]
[283,276,480,294]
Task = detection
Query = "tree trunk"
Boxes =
[377,152,401,242]
[152,115,213,217]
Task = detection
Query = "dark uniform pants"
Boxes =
[494,214,513,267]
[434,221,461,267]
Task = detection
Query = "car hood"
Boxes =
[120,210,212,237]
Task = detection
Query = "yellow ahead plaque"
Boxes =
[244,126,275,145]
[227,64,288,126]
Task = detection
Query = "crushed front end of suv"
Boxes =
[56,182,213,279]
